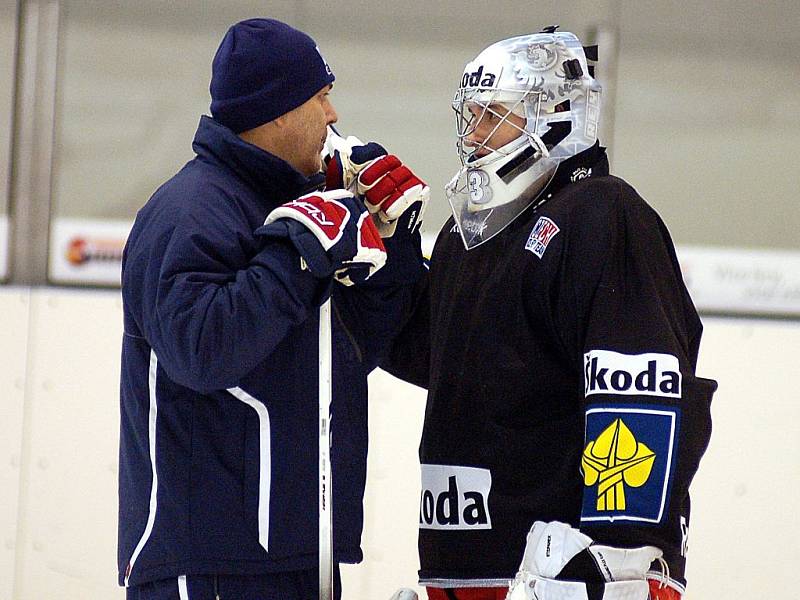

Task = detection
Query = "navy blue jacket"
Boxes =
[118,116,423,586]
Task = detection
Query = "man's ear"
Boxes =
[271,114,290,129]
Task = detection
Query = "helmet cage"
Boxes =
[452,86,549,168]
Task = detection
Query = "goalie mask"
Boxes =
[447,29,602,249]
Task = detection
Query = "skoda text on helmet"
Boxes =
[446,28,602,249]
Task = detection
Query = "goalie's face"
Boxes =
[464,102,526,157]
[453,88,534,166]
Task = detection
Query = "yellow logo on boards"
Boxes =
[582,418,656,511]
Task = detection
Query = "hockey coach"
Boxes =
[384,27,717,600]
[118,18,427,600]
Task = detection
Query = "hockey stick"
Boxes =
[319,296,334,600]
[317,125,343,600]
[319,127,420,600]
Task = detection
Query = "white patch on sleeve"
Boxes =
[584,350,682,398]
[419,464,492,530]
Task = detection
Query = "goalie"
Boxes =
[382,27,717,600]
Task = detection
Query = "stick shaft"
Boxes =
[319,299,333,600]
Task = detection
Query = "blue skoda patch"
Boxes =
[580,405,679,524]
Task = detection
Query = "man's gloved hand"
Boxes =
[506,521,664,600]
[324,131,387,192]
[256,189,386,286]
[324,129,427,238]
[356,154,428,238]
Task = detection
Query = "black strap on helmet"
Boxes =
[583,45,599,78]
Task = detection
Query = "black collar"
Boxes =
[543,142,609,197]
[502,142,610,236]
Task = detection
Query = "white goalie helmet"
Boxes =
[447,28,602,249]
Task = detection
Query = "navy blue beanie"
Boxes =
[210,18,335,133]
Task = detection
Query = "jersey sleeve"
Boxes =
[332,229,428,372]
[377,261,431,389]
[549,179,715,584]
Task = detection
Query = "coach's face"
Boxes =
[239,84,338,177]
[277,84,338,176]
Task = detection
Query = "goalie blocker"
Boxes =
[506,521,680,600]
[415,521,682,600]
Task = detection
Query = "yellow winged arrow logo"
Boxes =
[582,418,656,511]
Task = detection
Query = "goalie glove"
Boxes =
[505,521,663,600]
[256,189,386,286]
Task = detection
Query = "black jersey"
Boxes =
[384,144,716,593]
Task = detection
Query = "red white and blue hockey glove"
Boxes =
[356,154,428,238]
[256,189,386,286]
[324,129,427,238]
[324,133,388,192]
